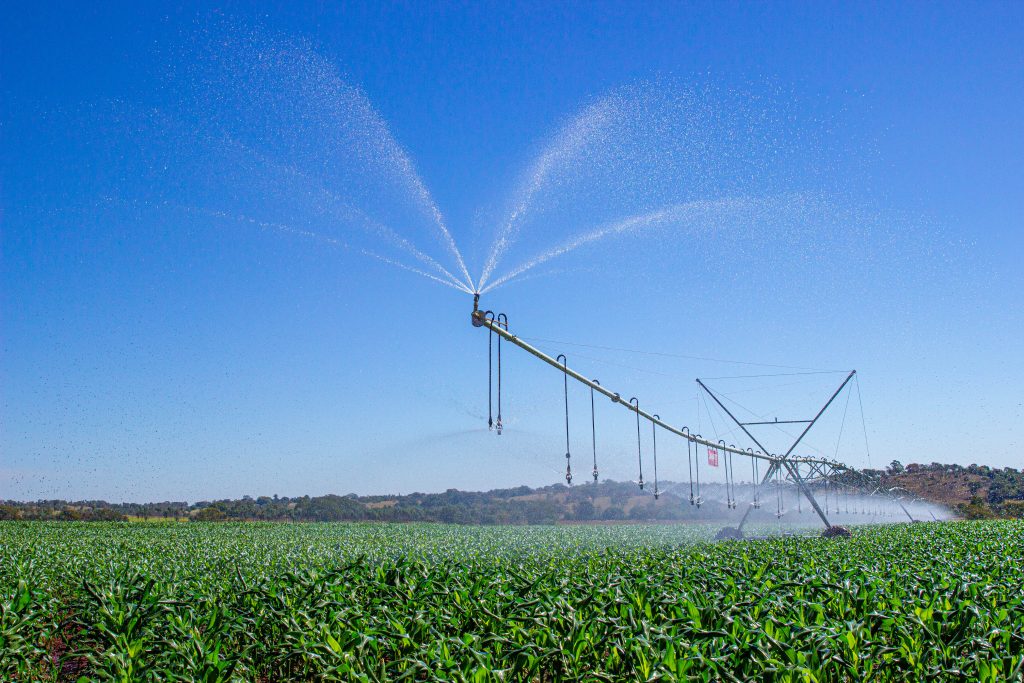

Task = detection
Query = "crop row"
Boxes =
[1,521,1022,681]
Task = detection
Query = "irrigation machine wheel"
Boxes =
[821,525,852,539]
[714,526,745,541]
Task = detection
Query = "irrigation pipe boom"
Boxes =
[470,299,912,535]
[472,306,842,466]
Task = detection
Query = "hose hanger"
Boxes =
[749,448,760,509]
[683,426,694,505]
[728,443,738,509]
[720,440,731,509]
[775,465,783,518]
[484,310,496,431]
[557,354,572,486]
[727,441,736,509]
[651,416,661,500]
[718,439,729,508]
[629,397,643,490]
[590,379,600,482]
[693,433,703,507]
[495,313,507,435]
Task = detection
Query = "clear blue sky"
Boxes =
[2,1,1021,502]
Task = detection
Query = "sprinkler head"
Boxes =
[495,417,502,435]
[471,293,486,327]
[638,478,645,490]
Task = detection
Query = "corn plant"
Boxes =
[0,520,1021,681]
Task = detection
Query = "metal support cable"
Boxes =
[833,383,853,459]
[855,375,872,468]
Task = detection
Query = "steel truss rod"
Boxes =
[786,462,832,526]
[693,379,826,527]
[782,370,858,458]
[696,373,857,530]
[895,499,917,523]
[884,487,918,523]
[472,310,841,469]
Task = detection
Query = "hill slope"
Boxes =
[878,462,1024,519]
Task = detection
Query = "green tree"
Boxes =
[573,499,595,521]
[193,507,227,522]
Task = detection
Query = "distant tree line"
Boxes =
[0,481,723,524]
[2,463,1022,523]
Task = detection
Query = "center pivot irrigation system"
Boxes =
[470,295,922,539]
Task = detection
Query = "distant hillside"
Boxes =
[875,461,1024,519]
[2,462,1022,523]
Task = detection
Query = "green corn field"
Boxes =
[1,521,1022,681]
